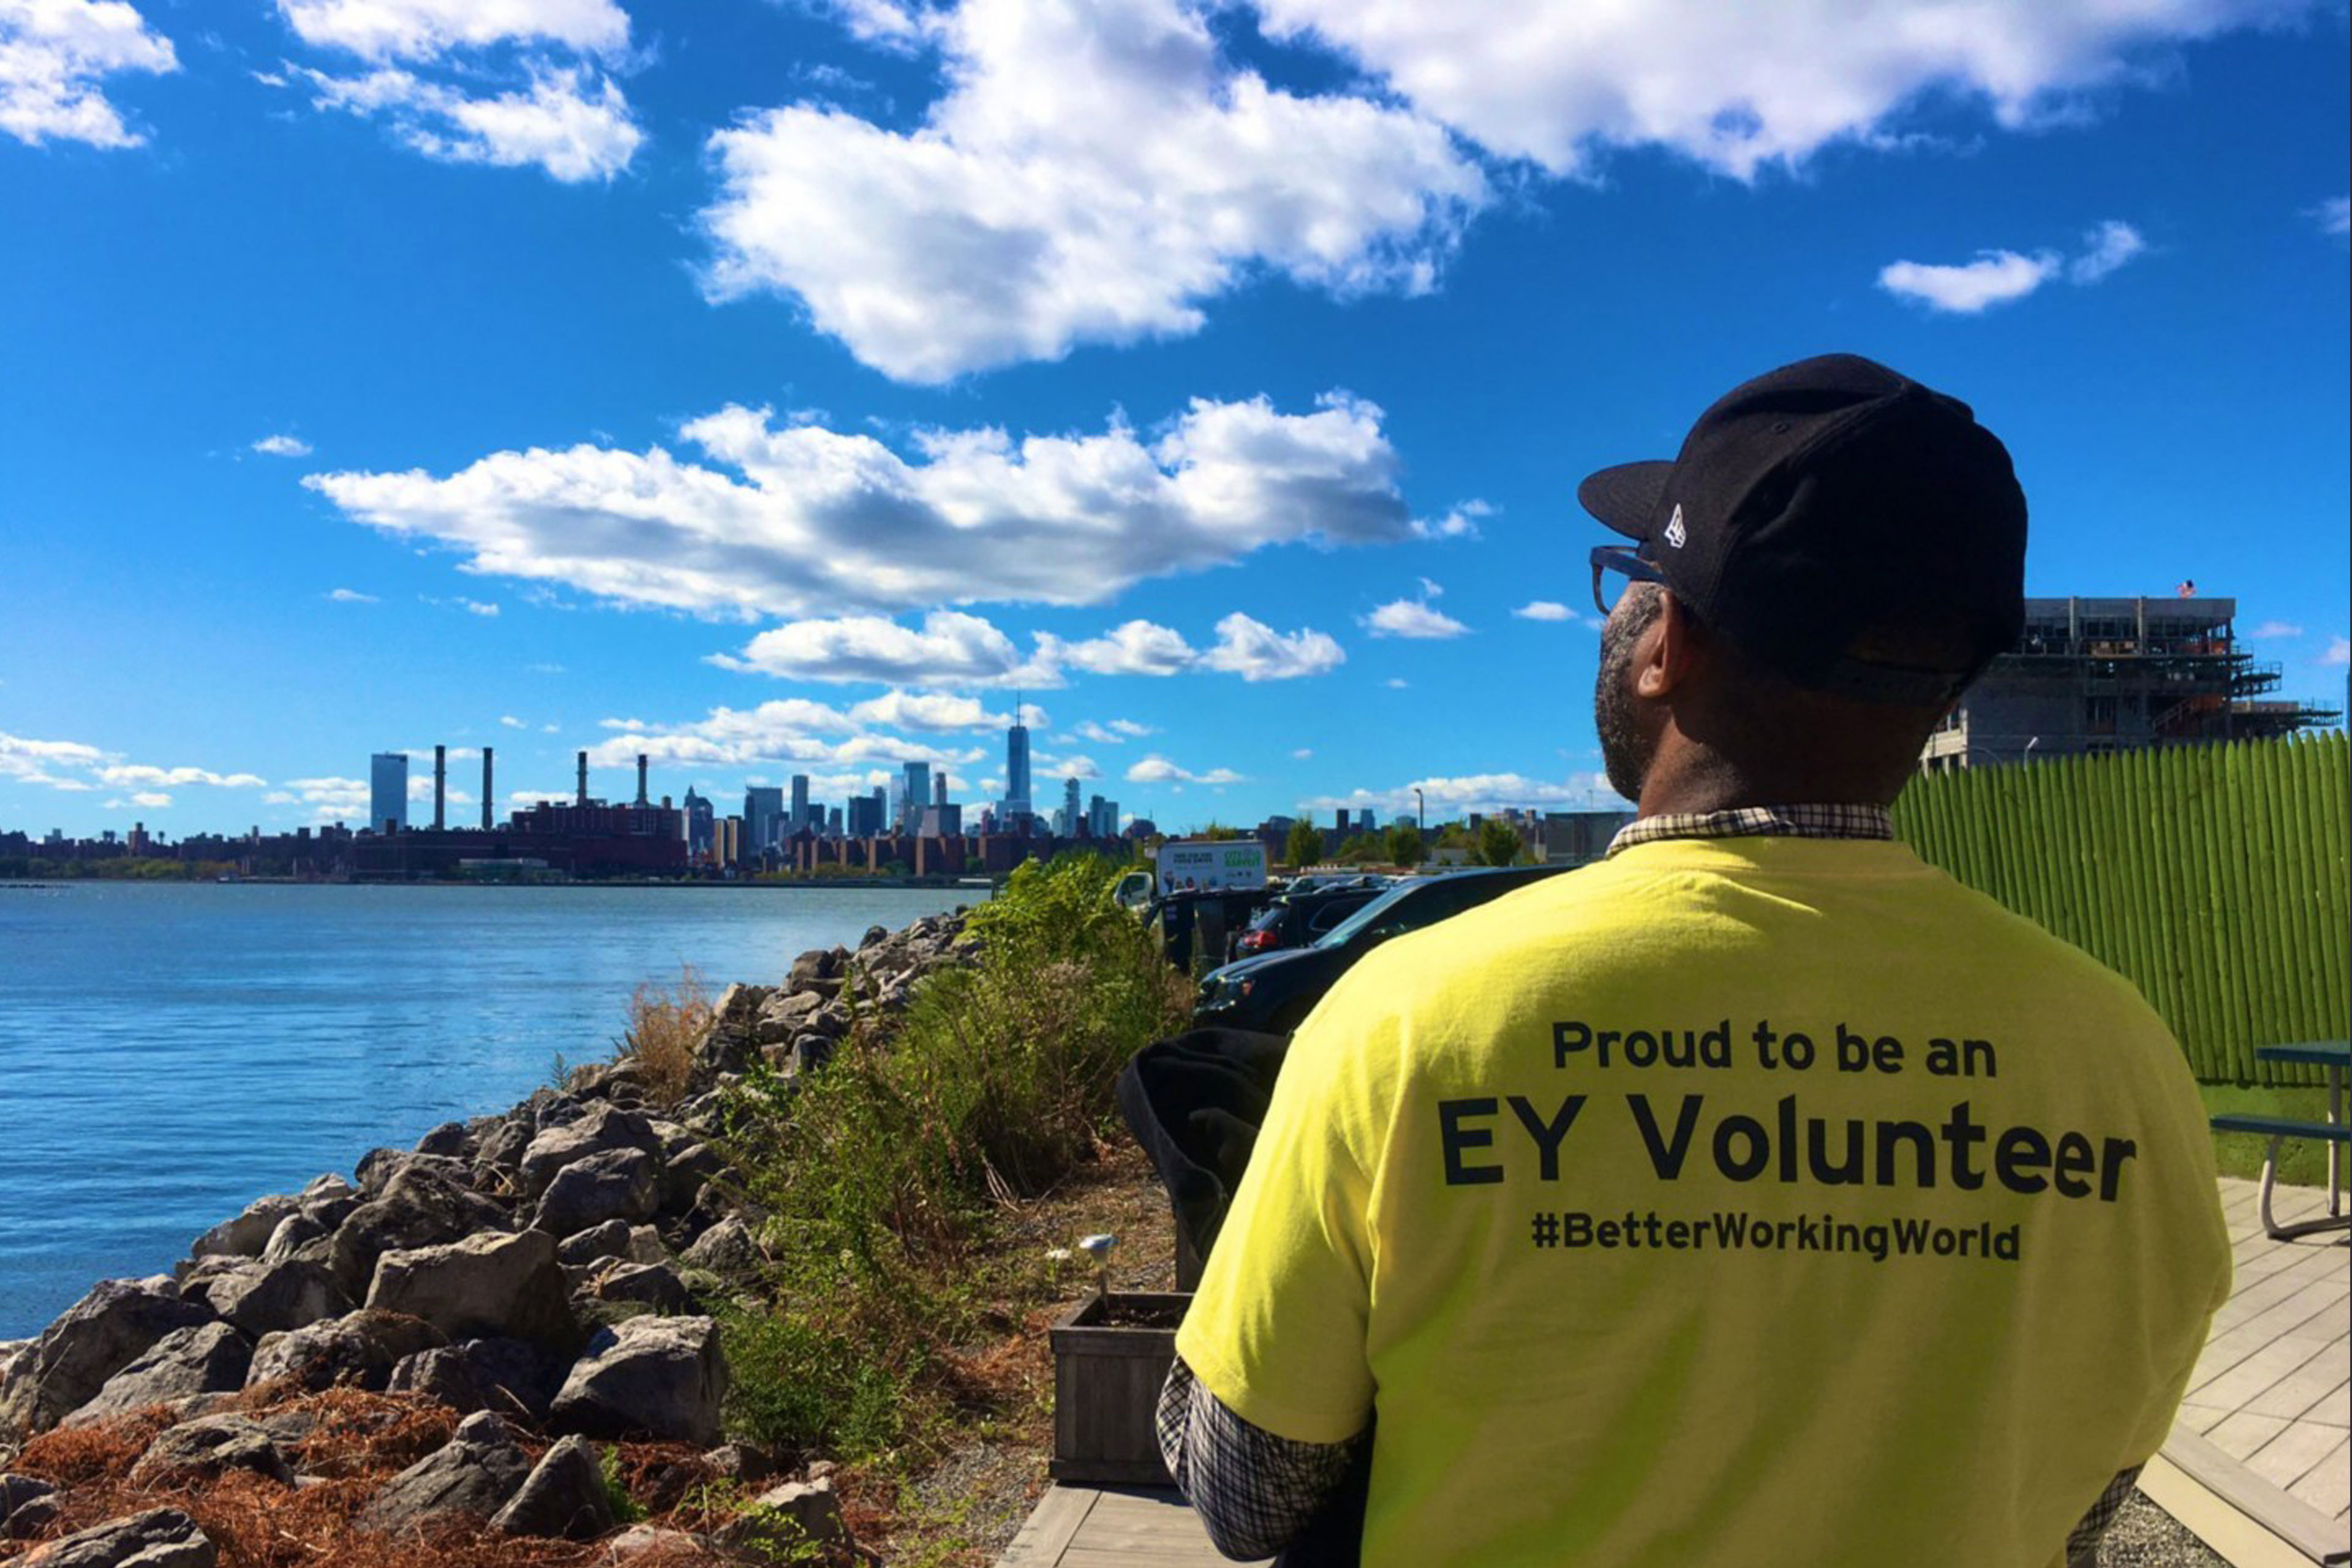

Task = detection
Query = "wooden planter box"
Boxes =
[1050,1291,1191,1485]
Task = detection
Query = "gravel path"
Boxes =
[2098,1491,2229,1566]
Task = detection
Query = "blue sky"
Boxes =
[2,0,2346,838]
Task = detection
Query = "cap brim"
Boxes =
[1577,461,1672,540]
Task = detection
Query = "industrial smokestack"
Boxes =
[433,745,447,831]
[481,748,494,830]
[636,753,649,807]
[576,751,589,807]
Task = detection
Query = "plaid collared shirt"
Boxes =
[1157,802,2140,1563]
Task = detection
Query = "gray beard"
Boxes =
[1595,597,1657,803]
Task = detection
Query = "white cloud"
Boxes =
[1513,600,1572,622]
[701,0,1484,382]
[1384,677,1409,688]
[128,791,171,808]
[314,393,1413,618]
[276,0,627,63]
[846,689,1016,732]
[2068,219,2146,282]
[1074,718,1155,744]
[456,597,500,616]
[1304,771,1626,816]
[1250,0,2299,181]
[326,587,379,603]
[1412,500,1488,540]
[1050,620,1199,678]
[300,63,640,182]
[721,611,1044,686]
[500,714,528,728]
[1196,612,1345,681]
[1291,747,1313,760]
[2322,636,2349,668]
[1879,249,2060,313]
[252,433,314,457]
[585,699,985,774]
[2247,620,2303,639]
[1364,598,1468,639]
[1035,752,1101,780]
[2315,197,2350,238]
[1126,753,1245,786]
[94,764,267,788]
[283,775,369,820]
[1881,217,2147,313]
[0,0,177,149]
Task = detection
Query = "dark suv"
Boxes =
[1193,865,1571,1033]
[1232,884,1389,957]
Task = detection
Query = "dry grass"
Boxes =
[1,1386,742,1568]
[617,966,714,1109]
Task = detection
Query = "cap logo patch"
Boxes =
[1663,505,1687,549]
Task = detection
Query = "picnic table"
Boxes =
[2211,1041,2348,1242]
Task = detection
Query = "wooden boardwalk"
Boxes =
[1003,1175,2348,1567]
[2146,1174,2348,1566]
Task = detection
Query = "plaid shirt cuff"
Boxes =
[1158,1353,1365,1560]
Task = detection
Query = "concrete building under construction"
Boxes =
[1921,595,2337,771]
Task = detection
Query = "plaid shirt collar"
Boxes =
[1606,802,1894,858]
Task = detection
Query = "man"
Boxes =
[1159,354,2232,1566]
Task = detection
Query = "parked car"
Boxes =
[1232,885,1387,957]
[1193,865,1572,1033]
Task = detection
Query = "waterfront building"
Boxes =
[847,793,884,838]
[900,761,932,832]
[1921,595,2339,771]
[717,815,742,869]
[684,789,714,859]
[369,752,409,834]
[827,805,843,837]
[790,774,811,833]
[744,786,784,853]
[1088,794,1118,840]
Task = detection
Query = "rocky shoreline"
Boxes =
[0,913,974,1566]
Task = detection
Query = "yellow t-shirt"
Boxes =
[1177,837,2232,1568]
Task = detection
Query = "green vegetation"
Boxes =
[1384,821,1424,867]
[716,853,1193,1461]
[0,856,237,880]
[1894,733,2349,1087]
[2199,1082,2342,1187]
[1283,818,1323,868]
[614,967,712,1108]
[1474,818,1525,867]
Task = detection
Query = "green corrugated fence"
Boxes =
[1893,732,2350,1086]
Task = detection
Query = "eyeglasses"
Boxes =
[1590,544,1667,616]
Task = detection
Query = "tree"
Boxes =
[1195,821,1245,842]
[1384,821,1424,866]
[1283,818,1324,869]
[1335,832,1383,864]
[1474,818,1523,867]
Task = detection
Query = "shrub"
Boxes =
[617,967,713,1109]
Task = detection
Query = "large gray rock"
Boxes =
[17,1507,215,1567]
[66,1324,252,1425]
[189,1194,303,1263]
[533,1148,658,1237]
[366,1229,578,1350]
[549,1315,728,1447]
[489,1434,614,1539]
[130,1414,293,1486]
[2,1474,61,1540]
[475,1118,534,1172]
[328,1165,512,1297]
[356,1414,530,1535]
[414,1121,473,1158]
[586,1263,693,1316]
[190,1259,352,1338]
[246,1310,445,1393]
[679,1216,766,1281]
[657,1142,725,1217]
[556,1219,634,1267]
[260,1213,331,1266]
[603,1524,710,1563]
[386,1337,561,1422]
[354,1148,473,1198]
[718,1479,849,1557]
[0,1280,214,1436]
[519,1104,660,1197]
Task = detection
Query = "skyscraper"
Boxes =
[684,788,714,859]
[369,752,409,834]
[744,786,784,854]
[790,774,810,832]
[1003,704,1033,821]
[900,761,932,832]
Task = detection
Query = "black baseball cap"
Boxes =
[1578,353,2027,705]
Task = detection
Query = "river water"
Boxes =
[0,881,974,1339]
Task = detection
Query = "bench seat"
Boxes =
[2209,1113,2349,1240]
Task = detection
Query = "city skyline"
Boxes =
[2,1,2345,840]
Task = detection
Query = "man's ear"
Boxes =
[1634,591,1705,699]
